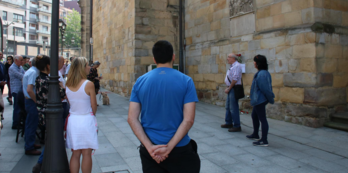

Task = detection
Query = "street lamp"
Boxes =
[62,35,65,56]
[59,19,66,56]
[42,0,70,172]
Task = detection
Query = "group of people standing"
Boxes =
[0,52,100,173]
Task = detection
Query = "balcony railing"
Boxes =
[36,40,50,46]
[30,4,38,8]
[38,0,52,4]
[1,0,25,6]
[13,19,24,23]
[38,19,51,24]
[36,30,50,35]
[37,7,51,14]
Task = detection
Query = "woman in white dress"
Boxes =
[65,57,98,173]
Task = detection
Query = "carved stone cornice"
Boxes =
[229,0,254,18]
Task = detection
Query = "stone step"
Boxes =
[324,122,348,132]
[332,112,348,124]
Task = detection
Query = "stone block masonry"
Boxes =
[92,0,180,96]
[184,0,348,128]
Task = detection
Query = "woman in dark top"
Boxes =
[247,55,275,147]
[35,55,66,126]
[5,56,13,105]
[87,61,102,103]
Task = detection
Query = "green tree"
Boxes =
[59,9,81,48]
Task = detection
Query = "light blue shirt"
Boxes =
[9,63,25,94]
[22,66,39,99]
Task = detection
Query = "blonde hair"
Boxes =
[66,57,89,87]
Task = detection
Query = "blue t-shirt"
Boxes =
[130,67,198,147]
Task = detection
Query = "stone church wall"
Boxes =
[185,0,348,127]
[92,0,136,96]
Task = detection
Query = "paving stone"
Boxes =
[200,159,229,173]
[0,162,17,171]
[243,146,277,157]
[197,136,227,146]
[223,162,260,173]
[124,156,142,171]
[289,165,328,173]
[234,154,273,168]
[334,158,348,168]
[223,137,253,147]
[258,165,292,173]
[266,155,304,169]
[189,129,215,139]
[115,146,140,158]
[201,152,238,166]
[215,145,248,156]
[303,148,344,161]
[95,153,126,167]
[94,143,118,155]
[197,143,218,154]
[299,156,345,172]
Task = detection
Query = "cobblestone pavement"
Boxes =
[0,88,347,173]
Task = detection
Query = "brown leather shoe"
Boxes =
[221,124,233,128]
[32,163,42,173]
[25,149,42,155]
[228,127,242,132]
[34,144,42,149]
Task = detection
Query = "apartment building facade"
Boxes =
[0,0,66,57]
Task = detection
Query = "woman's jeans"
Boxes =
[251,101,269,141]
[225,88,240,128]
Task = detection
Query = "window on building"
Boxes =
[43,15,49,21]
[30,35,36,40]
[30,24,36,30]
[30,13,37,19]
[7,44,14,53]
[43,26,48,31]
[42,36,48,41]
[13,14,24,23]
[14,28,24,37]
[4,26,7,35]
[43,5,48,10]
[3,11,7,21]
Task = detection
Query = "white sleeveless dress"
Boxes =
[65,80,98,150]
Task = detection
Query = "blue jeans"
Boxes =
[38,147,44,164]
[252,101,269,141]
[12,93,21,128]
[24,99,39,150]
[225,88,240,128]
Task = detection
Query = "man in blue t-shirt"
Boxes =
[128,40,200,173]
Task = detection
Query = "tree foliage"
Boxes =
[59,9,81,48]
